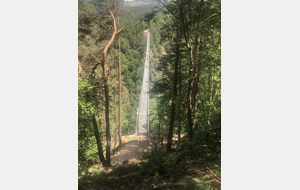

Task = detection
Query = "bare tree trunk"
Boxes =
[118,16,122,147]
[101,9,117,166]
[192,36,201,132]
[100,103,106,145]
[188,36,200,138]
[181,0,204,139]
[181,4,194,140]
[167,20,182,151]
[103,74,111,166]
[136,111,139,136]
[158,114,161,137]
[187,46,195,140]
[114,89,118,147]
[92,115,106,163]
[207,68,220,130]
[178,59,182,142]
[97,104,105,142]
[78,60,84,79]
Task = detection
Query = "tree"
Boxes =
[166,2,183,151]
[151,0,221,144]
[78,0,150,166]
[100,2,118,166]
[118,16,123,147]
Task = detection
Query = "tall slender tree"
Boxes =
[101,7,117,166]
[167,14,182,151]
[118,16,123,147]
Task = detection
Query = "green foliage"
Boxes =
[78,0,154,168]
[149,0,221,141]
[78,79,95,116]
[178,125,221,163]
[78,0,221,189]
[78,78,98,164]
[183,173,213,190]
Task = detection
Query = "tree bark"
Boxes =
[181,3,194,140]
[118,16,122,147]
[158,114,161,137]
[100,103,106,144]
[207,67,220,130]
[92,115,106,163]
[192,36,201,132]
[181,0,204,139]
[167,20,182,151]
[97,104,104,142]
[178,59,182,142]
[114,89,118,147]
[103,66,111,166]
[78,60,84,79]
[101,8,117,166]
[187,45,195,140]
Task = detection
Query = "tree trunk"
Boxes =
[118,16,122,147]
[114,89,118,147]
[192,36,201,132]
[178,59,182,142]
[181,4,194,140]
[167,21,182,151]
[101,9,117,166]
[78,60,84,79]
[207,67,220,130]
[92,115,105,163]
[97,104,105,142]
[181,0,205,139]
[158,114,161,137]
[103,67,111,166]
[187,45,195,140]
[100,103,106,144]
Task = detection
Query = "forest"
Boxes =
[78,0,221,189]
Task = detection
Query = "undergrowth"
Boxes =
[78,127,221,190]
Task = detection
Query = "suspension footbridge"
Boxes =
[136,30,150,137]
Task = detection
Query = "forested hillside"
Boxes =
[78,0,221,189]
[78,0,149,164]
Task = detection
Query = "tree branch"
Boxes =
[158,7,175,24]
[207,167,221,181]
[78,60,84,79]
[82,49,102,77]
[102,6,117,69]
[90,53,102,65]
[78,85,105,92]
[157,0,177,19]
[116,26,126,34]
[88,85,105,89]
